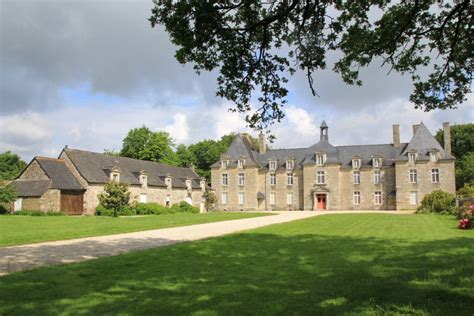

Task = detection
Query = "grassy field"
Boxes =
[0,212,271,247]
[1,214,473,315]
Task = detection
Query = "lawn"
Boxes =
[0,212,271,247]
[1,214,473,315]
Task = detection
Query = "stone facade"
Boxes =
[211,122,456,211]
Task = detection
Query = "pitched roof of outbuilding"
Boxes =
[35,157,84,190]
[63,148,202,188]
[13,180,51,197]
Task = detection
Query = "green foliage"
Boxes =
[134,202,170,215]
[417,190,457,215]
[435,123,474,189]
[12,210,66,216]
[175,144,194,167]
[150,2,473,131]
[120,126,178,164]
[178,201,200,213]
[203,189,217,211]
[457,183,474,199]
[0,183,17,204]
[98,182,131,217]
[0,151,27,180]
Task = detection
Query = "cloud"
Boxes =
[164,113,189,143]
[285,106,318,137]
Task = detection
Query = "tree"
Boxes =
[203,189,217,211]
[0,183,17,213]
[435,123,474,189]
[150,1,472,131]
[0,151,27,180]
[175,144,194,167]
[120,126,178,164]
[98,182,131,217]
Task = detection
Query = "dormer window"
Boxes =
[111,173,120,182]
[316,153,325,166]
[286,159,294,170]
[139,174,148,187]
[430,152,438,162]
[186,179,192,190]
[373,158,382,168]
[200,178,206,191]
[408,152,417,162]
[352,158,361,169]
[221,160,229,169]
[238,159,244,168]
[269,161,277,171]
[165,177,172,189]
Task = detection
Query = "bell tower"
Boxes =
[320,120,328,141]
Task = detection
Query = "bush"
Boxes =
[134,203,169,215]
[416,190,457,215]
[458,218,472,230]
[12,210,66,216]
[457,183,474,199]
[178,201,200,213]
[98,182,130,217]
[169,203,181,214]
[96,203,137,216]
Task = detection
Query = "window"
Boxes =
[352,158,361,169]
[316,154,325,166]
[186,179,192,190]
[430,152,437,162]
[221,192,228,205]
[140,193,147,203]
[269,161,277,171]
[408,152,417,162]
[270,192,276,205]
[353,192,361,205]
[112,173,119,182]
[270,173,276,186]
[221,173,228,186]
[287,192,293,205]
[374,191,382,205]
[374,170,381,184]
[286,160,294,169]
[238,159,244,168]
[221,160,228,169]
[287,172,293,185]
[238,192,244,205]
[410,191,418,205]
[316,171,325,184]
[166,194,171,207]
[353,171,361,184]
[140,175,147,187]
[409,169,417,183]
[431,169,440,183]
[238,173,245,186]
[165,177,172,188]
[373,158,381,168]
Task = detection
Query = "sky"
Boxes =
[1,0,472,162]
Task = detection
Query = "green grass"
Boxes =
[1,214,473,315]
[0,212,271,247]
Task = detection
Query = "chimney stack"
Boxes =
[392,124,400,148]
[258,132,267,155]
[443,122,451,155]
[412,124,421,135]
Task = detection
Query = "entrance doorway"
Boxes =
[315,194,327,210]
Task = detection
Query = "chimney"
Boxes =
[412,124,420,135]
[258,132,267,155]
[443,122,451,155]
[392,124,400,148]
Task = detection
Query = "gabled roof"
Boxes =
[337,143,406,167]
[399,122,453,160]
[13,180,51,197]
[35,157,84,190]
[63,148,202,188]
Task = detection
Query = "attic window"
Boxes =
[286,160,294,170]
[316,154,325,166]
[269,161,277,171]
[186,179,192,190]
[238,159,244,168]
[221,160,229,169]
[352,158,361,169]
[111,173,120,182]
[373,158,382,168]
[408,152,417,162]
[140,174,147,187]
[430,152,438,162]
[166,177,172,189]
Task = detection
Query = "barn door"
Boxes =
[60,190,84,215]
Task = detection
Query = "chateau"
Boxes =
[12,148,206,215]
[211,122,455,211]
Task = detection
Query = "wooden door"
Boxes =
[60,190,84,215]
[316,194,327,210]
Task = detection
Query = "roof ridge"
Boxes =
[36,156,65,162]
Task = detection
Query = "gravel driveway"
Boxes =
[0,210,412,275]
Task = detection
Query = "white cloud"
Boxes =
[163,113,189,143]
[285,106,318,137]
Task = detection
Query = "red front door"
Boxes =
[316,194,327,210]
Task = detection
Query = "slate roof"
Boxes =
[35,157,84,190]
[64,148,202,188]
[13,180,51,197]
[213,122,451,170]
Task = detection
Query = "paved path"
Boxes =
[0,210,413,275]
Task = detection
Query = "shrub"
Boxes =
[169,203,181,214]
[13,210,66,216]
[96,203,137,216]
[98,182,131,217]
[458,218,472,230]
[203,189,217,211]
[178,201,200,213]
[457,183,474,199]
[456,204,474,220]
[134,203,169,215]
[416,190,457,215]
[95,204,114,216]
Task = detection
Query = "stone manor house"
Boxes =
[211,121,455,211]
[12,148,206,215]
